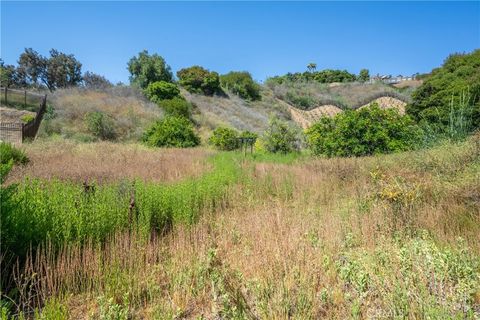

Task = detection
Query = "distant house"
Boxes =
[368,74,417,84]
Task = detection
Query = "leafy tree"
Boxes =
[307,62,317,73]
[83,71,113,90]
[177,66,221,95]
[209,127,239,150]
[84,111,116,140]
[142,116,200,148]
[17,48,82,91]
[263,116,299,154]
[305,104,422,157]
[220,71,261,101]
[144,81,180,103]
[0,60,21,88]
[358,69,370,82]
[127,50,173,89]
[407,49,480,133]
[159,97,192,118]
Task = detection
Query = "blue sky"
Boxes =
[1,1,479,83]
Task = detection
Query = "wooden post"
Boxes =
[4,87,7,105]
[24,90,27,108]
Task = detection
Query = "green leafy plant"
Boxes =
[144,81,180,103]
[20,114,35,124]
[209,127,239,151]
[305,103,422,157]
[0,142,29,165]
[177,65,221,96]
[220,71,261,101]
[407,49,480,133]
[84,111,116,140]
[142,116,200,148]
[263,116,299,154]
[158,97,192,119]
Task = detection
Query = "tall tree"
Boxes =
[127,50,173,89]
[307,62,317,73]
[17,48,83,91]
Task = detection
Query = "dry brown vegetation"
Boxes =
[0,107,36,123]
[41,87,162,141]
[9,136,480,319]
[183,88,291,136]
[6,139,210,184]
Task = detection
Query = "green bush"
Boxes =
[220,71,261,101]
[209,127,239,151]
[0,142,28,165]
[144,81,180,103]
[177,66,221,96]
[142,116,200,148]
[306,104,422,157]
[158,97,192,119]
[239,130,258,142]
[263,117,299,154]
[84,111,116,140]
[407,50,480,133]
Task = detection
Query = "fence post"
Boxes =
[24,90,27,108]
[4,87,7,105]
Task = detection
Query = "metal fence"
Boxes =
[0,87,47,144]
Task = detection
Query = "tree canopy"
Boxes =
[127,50,173,89]
[177,66,221,96]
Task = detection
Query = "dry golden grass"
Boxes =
[7,139,211,184]
[42,87,162,141]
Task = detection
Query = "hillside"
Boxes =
[39,87,162,141]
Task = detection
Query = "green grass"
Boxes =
[1,152,242,258]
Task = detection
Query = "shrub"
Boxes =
[263,116,299,154]
[239,130,258,142]
[142,116,200,148]
[84,111,116,140]
[177,66,221,96]
[158,97,192,118]
[127,50,173,89]
[144,81,180,103]
[220,71,261,101]
[209,127,239,150]
[20,114,35,124]
[305,104,422,157]
[407,49,480,133]
[358,69,370,82]
[0,142,29,165]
